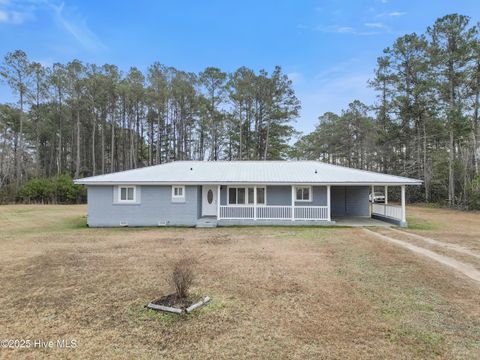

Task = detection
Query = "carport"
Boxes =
[331,186,370,218]
[330,184,410,227]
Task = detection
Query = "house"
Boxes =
[74,161,421,228]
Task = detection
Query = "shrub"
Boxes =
[18,174,86,204]
[467,176,480,210]
[18,178,55,203]
[54,174,85,203]
[170,257,196,299]
[0,182,16,204]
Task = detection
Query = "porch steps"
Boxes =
[196,217,218,228]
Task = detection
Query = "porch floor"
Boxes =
[334,217,394,227]
[198,216,393,228]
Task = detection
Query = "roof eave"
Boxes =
[74,180,423,186]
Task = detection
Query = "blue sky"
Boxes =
[1,0,479,135]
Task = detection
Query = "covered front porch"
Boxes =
[369,185,407,227]
[198,184,408,227]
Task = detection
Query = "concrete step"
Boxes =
[196,217,218,228]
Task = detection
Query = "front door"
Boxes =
[202,186,218,216]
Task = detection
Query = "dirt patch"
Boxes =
[390,227,480,260]
[364,228,480,283]
[202,235,236,245]
[150,293,202,309]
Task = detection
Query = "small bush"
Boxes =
[467,176,480,210]
[18,178,55,203]
[18,174,86,204]
[170,257,196,299]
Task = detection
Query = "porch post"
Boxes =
[253,186,257,220]
[401,185,406,223]
[371,185,374,217]
[291,185,295,221]
[217,185,221,219]
[327,185,331,222]
[384,185,388,204]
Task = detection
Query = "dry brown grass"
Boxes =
[407,204,480,250]
[0,205,479,359]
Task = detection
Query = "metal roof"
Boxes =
[74,161,422,185]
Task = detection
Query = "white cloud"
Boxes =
[376,11,406,17]
[315,25,379,36]
[0,0,35,25]
[9,10,31,23]
[295,73,375,134]
[50,2,106,52]
[0,7,32,24]
[364,22,386,29]
[337,26,355,33]
[287,72,303,85]
[0,0,105,51]
[314,58,359,81]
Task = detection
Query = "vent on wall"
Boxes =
[119,221,128,227]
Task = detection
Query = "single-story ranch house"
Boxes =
[74,161,421,228]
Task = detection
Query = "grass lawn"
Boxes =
[0,205,479,359]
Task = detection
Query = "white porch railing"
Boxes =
[294,206,329,220]
[257,206,291,219]
[219,205,329,221]
[372,203,402,220]
[219,206,254,219]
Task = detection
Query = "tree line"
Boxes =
[293,14,480,209]
[0,54,299,202]
[2,13,480,209]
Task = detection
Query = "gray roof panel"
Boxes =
[74,161,422,185]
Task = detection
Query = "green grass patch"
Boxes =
[199,297,224,312]
[62,215,88,230]
[131,296,223,326]
[407,216,441,230]
[424,202,443,209]
[131,305,184,325]
[19,215,88,235]
[11,208,37,214]
[388,327,445,358]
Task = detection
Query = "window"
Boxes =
[119,186,135,202]
[248,188,254,204]
[172,186,185,202]
[228,186,266,205]
[256,187,265,204]
[228,187,237,204]
[295,186,311,202]
[238,188,246,204]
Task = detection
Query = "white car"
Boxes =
[369,192,385,203]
